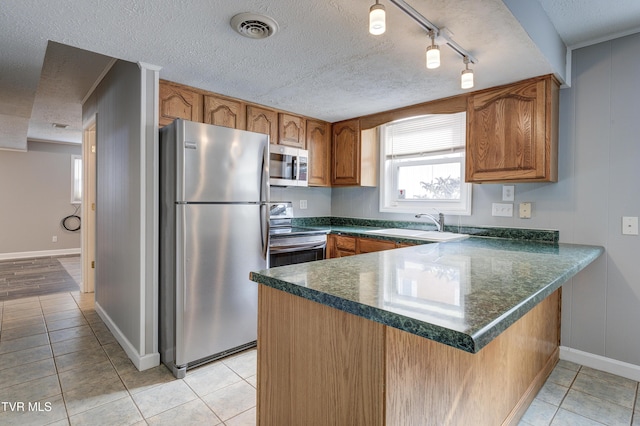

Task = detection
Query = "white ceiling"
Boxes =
[1,0,639,151]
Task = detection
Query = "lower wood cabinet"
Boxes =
[357,237,396,254]
[327,234,410,258]
[328,235,357,258]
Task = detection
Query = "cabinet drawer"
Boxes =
[358,237,396,254]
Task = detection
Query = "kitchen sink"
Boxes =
[365,228,469,242]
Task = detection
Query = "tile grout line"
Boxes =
[46,294,73,423]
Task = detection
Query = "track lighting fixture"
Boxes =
[369,0,477,89]
[425,30,440,69]
[369,0,386,35]
[461,56,474,89]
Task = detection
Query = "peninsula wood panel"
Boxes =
[385,289,559,426]
[203,95,245,129]
[257,285,385,426]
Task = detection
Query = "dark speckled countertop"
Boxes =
[250,235,603,353]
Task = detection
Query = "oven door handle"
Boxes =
[270,242,326,253]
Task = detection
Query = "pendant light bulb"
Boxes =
[426,33,440,69]
[461,57,474,89]
[369,1,386,35]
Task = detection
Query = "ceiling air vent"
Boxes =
[230,13,279,39]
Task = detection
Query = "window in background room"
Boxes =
[379,112,471,215]
[71,154,82,204]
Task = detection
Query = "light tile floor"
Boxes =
[520,360,640,426]
[1,287,639,425]
[0,291,257,425]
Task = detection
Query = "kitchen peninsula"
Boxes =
[250,236,603,426]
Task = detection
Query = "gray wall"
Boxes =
[83,60,159,369]
[270,186,331,218]
[330,33,640,367]
[0,141,81,256]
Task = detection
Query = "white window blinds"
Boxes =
[384,112,466,158]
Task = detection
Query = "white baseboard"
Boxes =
[0,248,81,260]
[95,301,160,371]
[560,346,640,381]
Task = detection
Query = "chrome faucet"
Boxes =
[415,212,445,232]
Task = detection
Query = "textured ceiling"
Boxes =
[0,0,638,150]
[537,0,640,47]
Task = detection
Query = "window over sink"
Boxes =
[379,112,472,215]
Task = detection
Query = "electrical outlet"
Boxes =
[52,236,58,243]
[622,216,638,235]
[492,203,513,217]
[519,202,532,219]
[300,200,308,210]
[502,185,515,202]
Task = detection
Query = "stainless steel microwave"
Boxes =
[269,144,308,187]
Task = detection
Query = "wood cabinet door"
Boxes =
[203,95,245,129]
[331,119,361,186]
[159,82,203,127]
[246,105,278,145]
[328,234,357,258]
[466,77,557,182]
[279,113,306,148]
[307,119,331,187]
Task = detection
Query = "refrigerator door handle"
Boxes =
[260,144,270,262]
[260,204,269,261]
[173,204,187,367]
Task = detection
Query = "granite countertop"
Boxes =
[250,236,603,353]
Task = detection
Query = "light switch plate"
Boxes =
[622,216,638,235]
[300,200,307,210]
[519,202,532,219]
[502,185,515,202]
[492,203,513,217]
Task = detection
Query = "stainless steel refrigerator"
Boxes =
[159,119,269,378]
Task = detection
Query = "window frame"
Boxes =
[71,154,82,205]
[378,114,472,216]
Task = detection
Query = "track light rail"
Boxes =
[388,0,478,64]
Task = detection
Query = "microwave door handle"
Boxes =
[292,156,297,180]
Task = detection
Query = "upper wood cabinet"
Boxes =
[159,81,203,127]
[466,75,559,183]
[278,113,306,148]
[331,119,377,187]
[246,105,278,145]
[307,119,331,187]
[203,95,245,129]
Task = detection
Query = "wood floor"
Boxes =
[0,256,80,302]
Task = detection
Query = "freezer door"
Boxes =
[175,203,266,367]
[177,120,269,202]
